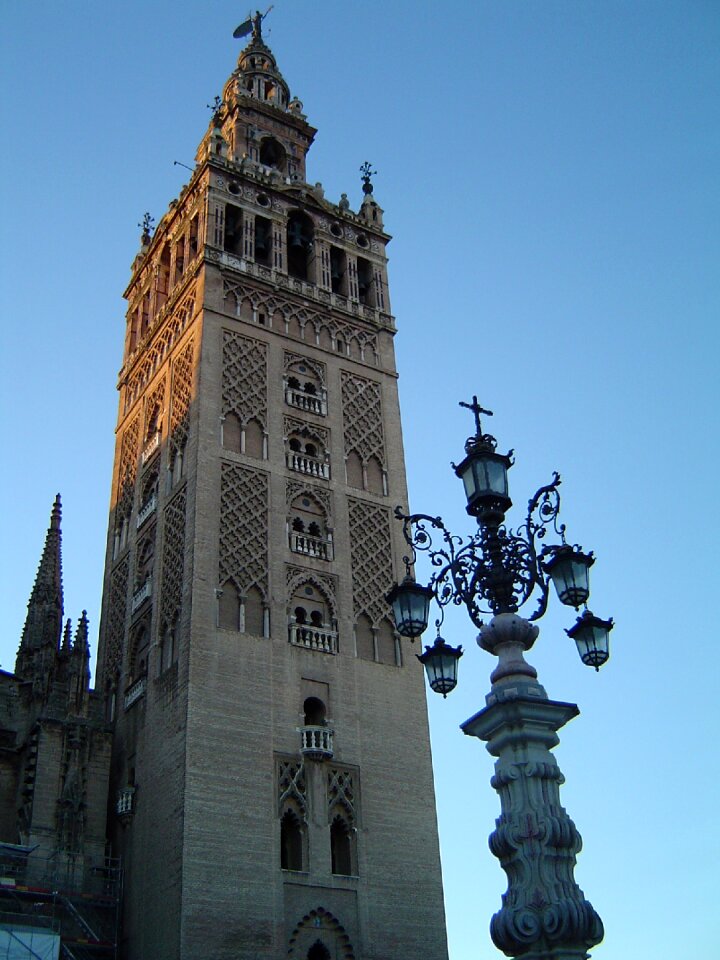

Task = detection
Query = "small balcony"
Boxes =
[285,387,327,417]
[287,453,329,479]
[300,725,334,761]
[136,494,157,529]
[131,578,152,614]
[290,532,333,561]
[288,622,338,655]
[116,786,136,817]
[141,431,161,465]
[124,676,146,710]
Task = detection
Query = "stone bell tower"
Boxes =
[97,15,448,960]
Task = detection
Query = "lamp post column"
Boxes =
[461,613,603,960]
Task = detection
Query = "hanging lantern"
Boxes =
[566,610,613,670]
[543,545,595,608]
[453,438,512,522]
[386,577,433,639]
[417,636,463,697]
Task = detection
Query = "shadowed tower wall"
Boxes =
[97,21,448,960]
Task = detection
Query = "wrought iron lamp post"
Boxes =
[388,398,613,960]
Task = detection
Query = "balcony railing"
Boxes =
[136,493,157,528]
[131,578,152,613]
[287,453,329,479]
[285,387,327,416]
[288,622,338,654]
[141,431,161,464]
[290,532,332,561]
[124,676,146,710]
[116,786,136,817]
[300,725,334,760]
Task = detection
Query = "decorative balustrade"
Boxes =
[136,494,157,528]
[116,787,136,817]
[141,432,161,464]
[288,622,338,654]
[290,532,332,561]
[287,453,329,479]
[124,676,146,710]
[285,387,327,416]
[300,725,334,760]
[131,578,152,613]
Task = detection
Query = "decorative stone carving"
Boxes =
[285,480,332,518]
[327,767,355,821]
[221,276,379,364]
[347,498,393,626]
[219,462,269,597]
[222,330,267,428]
[143,377,166,440]
[287,908,355,960]
[462,615,604,960]
[103,556,129,685]
[170,338,194,453]
[160,491,186,627]
[341,373,386,467]
[285,565,338,621]
[118,415,140,519]
[283,415,328,448]
[278,758,306,817]
[124,290,196,410]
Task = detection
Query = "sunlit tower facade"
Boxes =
[96,17,448,960]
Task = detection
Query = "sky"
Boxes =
[1,2,718,957]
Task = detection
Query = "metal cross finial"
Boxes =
[459,396,493,437]
[138,212,155,243]
[207,95,223,114]
[360,161,377,195]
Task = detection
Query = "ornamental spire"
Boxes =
[15,495,65,683]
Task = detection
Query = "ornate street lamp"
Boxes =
[388,397,613,960]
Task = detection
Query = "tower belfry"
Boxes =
[97,21,448,960]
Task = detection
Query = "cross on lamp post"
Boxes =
[387,400,613,960]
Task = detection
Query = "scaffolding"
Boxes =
[0,844,121,960]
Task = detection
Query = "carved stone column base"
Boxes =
[462,694,603,960]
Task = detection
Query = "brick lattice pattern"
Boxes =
[170,338,194,453]
[347,498,394,626]
[160,491,186,627]
[103,555,130,685]
[340,373,386,466]
[222,330,267,426]
[219,462,269,596]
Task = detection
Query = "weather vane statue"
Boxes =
[233,6,274,42]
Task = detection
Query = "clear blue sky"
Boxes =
[1,2,718,957]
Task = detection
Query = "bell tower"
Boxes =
[97,16,448,960]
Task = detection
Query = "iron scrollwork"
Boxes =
[395,470,573,626]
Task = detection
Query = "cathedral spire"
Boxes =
[16,495,65,679]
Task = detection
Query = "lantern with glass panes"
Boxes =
[387,397,613,694]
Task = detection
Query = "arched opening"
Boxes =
[254,215,272,266]
[330,815,353,876]
[303,697,326,726]
[259,137,286,171]
[356,256,374,305]
[219,581,241,630]
[223,204,243,255]
[330,247,347,295]
[244,584,264,637]
[366,455,384,496]
[245,417,265,459]
[376,618,396,666]
[307,943,331,960]
[280,809,304,871]
[346,451,363,490]
[222,412,242,453]
[287,211,314,281]
[355,613,374,661]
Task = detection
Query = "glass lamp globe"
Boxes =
[566,610,613,670]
